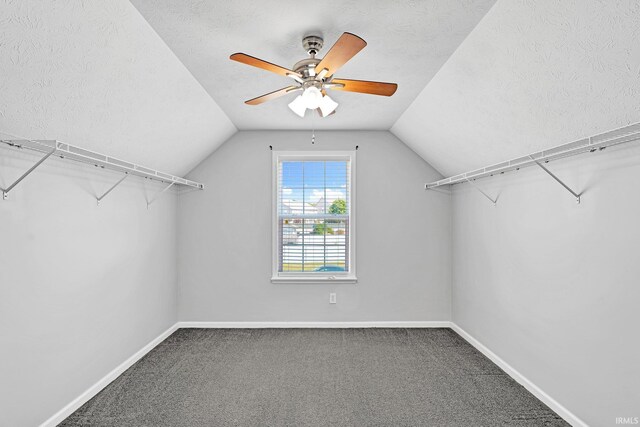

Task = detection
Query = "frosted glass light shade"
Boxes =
[318,94,338,117]
[289,89,339,118]
[301,86,322,109]
[288,95,306,117]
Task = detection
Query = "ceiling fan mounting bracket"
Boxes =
[302,35,323,56]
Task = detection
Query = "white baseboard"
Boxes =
[39,323,179,427]
[450,323,588,427]
[178,321,452,329]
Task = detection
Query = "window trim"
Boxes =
[271,150,357,284]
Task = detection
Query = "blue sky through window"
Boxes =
[280,161,348,209]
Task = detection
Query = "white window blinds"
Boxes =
[273,152,355,281]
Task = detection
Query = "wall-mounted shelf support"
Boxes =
[96,173,129,206]
[425,186,451,196]
[1,132,204,205]
[424,122,640,204]
[529,156,581,204]
[1,143,57,200]
[465,178,497,205]
[147,182,175,209]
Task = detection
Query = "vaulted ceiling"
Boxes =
[0,0,235,175]
[129,0,496,131]
[1,0,638,178]
[392,0,640,176]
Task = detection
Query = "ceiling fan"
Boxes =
[230,32,398,118]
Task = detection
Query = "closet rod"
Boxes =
[425,122,640,190]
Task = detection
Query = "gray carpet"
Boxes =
[60,328,568,426]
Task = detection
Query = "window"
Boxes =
[272,151,356,283]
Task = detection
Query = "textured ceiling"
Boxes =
[4,0,637,177]
[0,0,236,176]
[130,0,496,131]
[392,0,640,177]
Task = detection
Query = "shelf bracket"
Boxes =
[465,178,497,205]
[1,144,57,200]
[529,156,581,204]
[425,186,451,196]
[96,173,128,205]
[146,182,175,209]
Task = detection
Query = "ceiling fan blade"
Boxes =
[329,78,397,96]
[230,53,301,78]
[245,86,300,105]
[315,33,367,78]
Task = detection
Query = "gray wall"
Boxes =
[178,131,451,322]
[452,143,640,426]
[0,148,178,427]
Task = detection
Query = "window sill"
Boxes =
[271,276,358,284]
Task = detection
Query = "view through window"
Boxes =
[275,154,353,276]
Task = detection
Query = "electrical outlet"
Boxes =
[329,293,337,304]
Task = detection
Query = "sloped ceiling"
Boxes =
[2,1,638,177]
[392,0,640,177]
[130,0,496,130]
[0,0,236,176]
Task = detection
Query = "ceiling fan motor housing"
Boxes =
[293,57,321,82]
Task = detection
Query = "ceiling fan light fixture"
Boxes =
[318,94,339,117]
[288,95,307,117]
[301,86,322,109]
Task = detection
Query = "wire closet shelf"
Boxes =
[0,134,204,190]
[425,122,640,190]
